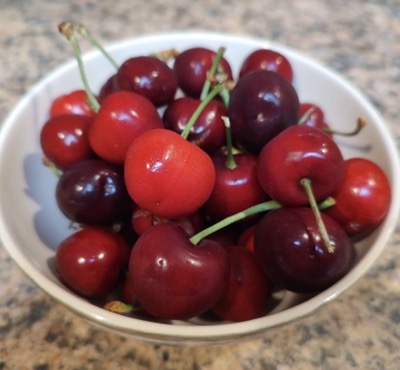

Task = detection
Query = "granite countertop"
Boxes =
[1,0,400,369]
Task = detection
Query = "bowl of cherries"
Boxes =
[0,25,399,345]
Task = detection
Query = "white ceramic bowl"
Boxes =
[0,31,399,345]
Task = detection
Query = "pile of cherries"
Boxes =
[39,23,391,323]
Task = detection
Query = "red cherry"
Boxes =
[129,223,229,320]
[211,246,272,322]
[254,207,355,293]
[124,128,216,218]
[131,206,203,237]
[324,157,391,237]
[56,227,130,299]
[257,125,345,206]
[163,96,227,154]
[237,225,256,253]
[89,91,163,164]
[49,89,95,118]
[203,151,268,221]
[40,113,94,170]
[239,48,293,82]
[116,56,178,107]
[173,47,233,98]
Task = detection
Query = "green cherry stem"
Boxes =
[180,83,225,140]
[59,22,101,113]
[189,200,282,245]
[74,24,120,70]
[200,47,226,100]
[300,178,335,253]
[221,116,237,170]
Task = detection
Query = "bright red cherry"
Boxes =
[40,113,94,170]
[324,157,391,237]
[89,91,163,164]
[49,89,95,118]
[124,128,216,218]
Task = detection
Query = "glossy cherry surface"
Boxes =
[239,48,293,82]
[89,91,163,164]
[163,96,227,153]
[124,128,216,218]
[228,70,299,154]
[56,226,130,299]
[324,157,391,237]
[56,159,130,226]
[254,207,355,293]
[40,113,94,170]
[116,56,178,107]
[173,47,233,98]
[257,124,345,206]
[49,89,95,118]
[129,223,230,320]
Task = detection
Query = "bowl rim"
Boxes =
[1,30,400,344]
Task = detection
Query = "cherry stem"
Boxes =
[181,84,225,140]
[190,200,282,245]
[59,22,101,113]
[104,301,137,315]
[300,178,335,253]
[200,47,226,100]
[221,116,237,170]
[298,107,366,137]
[74,24,119,70]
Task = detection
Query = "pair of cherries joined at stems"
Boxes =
[42,23,391,323]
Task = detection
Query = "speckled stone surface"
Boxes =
[1,0,400,369]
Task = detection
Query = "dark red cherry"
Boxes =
[173,47,233,98]
[129,223,229,320]
[56,159,130,226]
[253,207,355,293]
[257,125,345,206]
[40,114,95,170]
[163,96,226,153]
[56,226,130,299]
[228,70,299,154]
[116,56,178,107]
[211,246,273,322]
[239,48,293,82]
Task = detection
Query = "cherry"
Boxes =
[239,48,293,82]
[129,223,229,320]
[98,74,120,103]
[324,157,391,237]
[237,225,256,253]
[116,56,178,107]
[257,124,345,206]
[228,70,299,154]
[253,207,355,293]
[173,47,233,98]
[56,226,130,299]
[131,206,203,237]
[56,159,130,226]
[202,150,268,221]
[40,113,95,170]
[89,91,163,164]
[49,89,96,118]
[124,128,216,218]
[298,102,331,133]
[211,246,273,322]
[163,96,227,153]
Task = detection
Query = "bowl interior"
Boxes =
[0,31,399,344]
